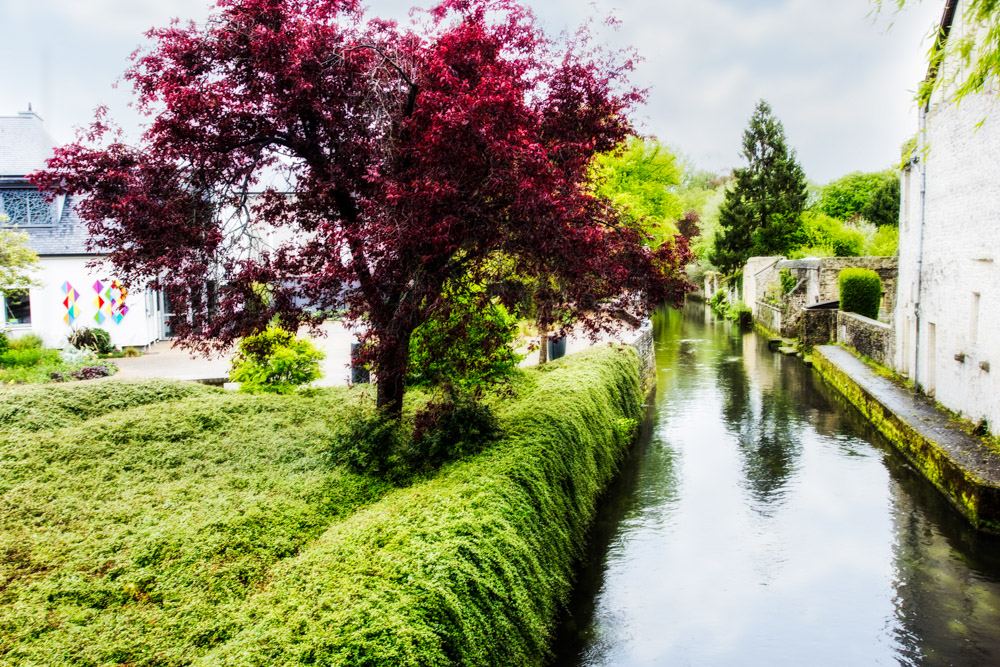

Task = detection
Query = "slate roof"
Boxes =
[0,111,54,176]
[0,111,100,256]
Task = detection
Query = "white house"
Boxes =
[1,110,168,348]
[895,0,999,430]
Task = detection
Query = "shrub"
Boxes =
[408,284,521,393]
[50,365,116,382]
[798,211,866,257]
[123,346,143,358]
[9,333,43,351]
[409,393,501,469]
[839,268,882,319]
[0,331,8,356]
[331,393,502,482]
[68,327,115,355]
[0,347,48,368]
[230,326,324,393]
[865,225,899,256]
[206,346,643,666]
[331,406,412,481]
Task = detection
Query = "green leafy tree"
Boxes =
[712,100,808,273]
[881,0,1000,106]
[0,226,39,293]
[590,137,684,247]
[816,170,899,227]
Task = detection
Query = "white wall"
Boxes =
[895,20,1000,429]
[7,255,163,349]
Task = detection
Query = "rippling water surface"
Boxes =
[554,304,1000,666]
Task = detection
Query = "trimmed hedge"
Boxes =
[0,379,218,432]
[0,346,643,666]
[201,345,642,666]
[838,267,882,320]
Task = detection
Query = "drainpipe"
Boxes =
[913,105,928,390]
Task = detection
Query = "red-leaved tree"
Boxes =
[34,0,692,416]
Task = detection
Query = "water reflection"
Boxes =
[554,303,1000,666]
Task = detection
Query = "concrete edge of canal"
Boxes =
[812,344,1000,534]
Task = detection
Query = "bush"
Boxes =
[331,393,502,483]
[798,211,866,257]
[8,333,43,351]
[408,284,521,393]
[206,346,643,666]
[0,331,8,356]
[230,326,324,393]
[68,327,115,354]
[50,365,116,382]
[839,268,882,319]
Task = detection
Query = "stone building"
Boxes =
[896,0,999,430]
[0,110,168,348]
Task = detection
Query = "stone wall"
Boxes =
[817,257,898,322]
[628,319,656,392]
[801,309,837,347]
[743,257,783,318]
[838,311,895,368]
[755,301,782,336]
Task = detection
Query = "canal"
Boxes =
[555,303,1000,666]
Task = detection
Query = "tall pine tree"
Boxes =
[712,100,808,273]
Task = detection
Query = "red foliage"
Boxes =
[33,0,692,414]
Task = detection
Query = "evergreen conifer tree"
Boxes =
[712,100,808,273]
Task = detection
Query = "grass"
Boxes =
[0,345,642,665]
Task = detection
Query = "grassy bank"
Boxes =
[0,346,642,665]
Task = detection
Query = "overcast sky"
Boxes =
[0,0,942,183]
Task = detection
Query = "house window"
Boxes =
[0,190,56,226]
[2,289,31,325]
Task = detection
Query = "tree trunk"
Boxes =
[374,329,411,419]
[538,320,549,365]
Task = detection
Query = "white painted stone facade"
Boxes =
[2,257,166,349]
[895,1,1000,429]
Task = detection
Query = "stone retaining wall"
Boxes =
[801,309,837,347]
[755,301,782,335]
[628,320,655,391]
[837,311,895,368]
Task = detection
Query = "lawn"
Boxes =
[0,346,643,665]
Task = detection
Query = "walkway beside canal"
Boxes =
[813,345,1000,532]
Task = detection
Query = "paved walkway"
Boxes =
[816,345,1000,484]
[112,321,641,386]
[112,321,356,386]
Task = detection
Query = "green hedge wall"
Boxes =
[202,346,643,666]
[838,268,882,320]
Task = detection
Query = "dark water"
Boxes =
[555,304,1000,666]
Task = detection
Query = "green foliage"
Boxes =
[332,392,502,483]
[590,137,684,246]
[712,100,809,273]
[0,335,117,384]
[790,212,899,259]
[708,289,752,327]
[408,284,521,393]
[0,331,7,356]
[883,0,1000,107]
[0,346,642,666]
[798,211,866,257]
[779,269,797,295]
[816,170,899,227]
[205,346,642,666]
[230,325,324,393]
[839,268,883,320]
[0,383,392,664]
[68,327,115,355]
[0,380,215,432]
[9,334,42,350]
[867,225,899,257]
[0,229,39,293]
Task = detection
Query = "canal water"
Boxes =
[555,304,1000,666]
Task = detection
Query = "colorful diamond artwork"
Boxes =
[61,281,81,325]
[92,278,130,325]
